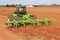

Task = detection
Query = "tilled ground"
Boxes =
[0,7,60,40]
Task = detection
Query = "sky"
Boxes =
[0,0,60,5]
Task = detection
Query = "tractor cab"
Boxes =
[15,6,26,15]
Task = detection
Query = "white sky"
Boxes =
[0,0,60,5]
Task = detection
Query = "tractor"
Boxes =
[8,6,26,22]
[5,6,56,28]
[6,6,37,27]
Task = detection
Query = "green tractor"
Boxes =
[6,6,37,28]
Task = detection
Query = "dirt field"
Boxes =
[0,7,60,40]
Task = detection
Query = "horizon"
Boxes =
[0,0,60,5]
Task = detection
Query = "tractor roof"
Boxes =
[16,6,26,8]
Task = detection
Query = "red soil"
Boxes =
[0,7,60,40]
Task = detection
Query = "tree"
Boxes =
[6,4,9,7]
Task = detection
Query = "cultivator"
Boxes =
[5,6,56,28]
[5,6,37,28]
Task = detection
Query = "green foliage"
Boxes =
[6,4,16,7]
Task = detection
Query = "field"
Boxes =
[0,7,60,40]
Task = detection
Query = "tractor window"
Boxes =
[19,8,23,11]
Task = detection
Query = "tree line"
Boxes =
[0,4,60,7]
[0,4,22,7]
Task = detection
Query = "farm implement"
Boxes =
[5,6,56,28]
